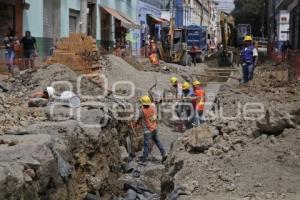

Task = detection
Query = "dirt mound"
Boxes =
[165,72,300,199]
[0,62,145,199]
[104,55,184,95]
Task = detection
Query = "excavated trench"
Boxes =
[3,57,299,200]
[0,64,141,200]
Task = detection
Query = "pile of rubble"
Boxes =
[164,72,300,199]
[0,63,146,199]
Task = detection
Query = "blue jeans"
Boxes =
[242,63,254,83]
[143,130,165,160]
[5,49,15,73]
[193,111,204,127]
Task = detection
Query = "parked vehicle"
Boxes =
[186,25,208,63]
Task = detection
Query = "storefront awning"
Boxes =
[0,0,17,4]
[148,15,162,24]
[102,6,140,29]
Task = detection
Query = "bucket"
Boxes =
[58,91,81,108]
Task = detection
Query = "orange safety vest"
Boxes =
[149,53,159,65]
[142,105,158,132]
[194,87,205,111]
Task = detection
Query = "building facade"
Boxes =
[137,0,162,55]
[0,0,139,58]
[160,0,219,45]
[269,0,300,49]
[99,0,139,54]
[268,0,300,79]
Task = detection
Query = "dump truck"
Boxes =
[186,25,208,63]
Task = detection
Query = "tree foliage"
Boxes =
[232,0,269,37]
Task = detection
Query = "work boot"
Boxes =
[162,155,168,163]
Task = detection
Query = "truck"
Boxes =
[157,24,208,66]
[186,25,208,63]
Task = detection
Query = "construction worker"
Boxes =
[168,77,184,132]
[180,82,194,130]
[169,76,183,100]
[240,35,258,83]
[149,40,159,65]
[192,80,205,126]
[190,43,198,67]
[136,95,167,164]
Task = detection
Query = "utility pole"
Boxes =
[80,0,87,34]
[200,0,204,26]
[261,2,266,38]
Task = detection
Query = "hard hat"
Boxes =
[182,82,191,90]
[244,35,253,41]
[193,80,201,86]
[46,87,55,97]
[140,95,152,106]
[170,77,178,85]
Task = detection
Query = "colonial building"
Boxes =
[268,0,300,79]
[269,0,300,49]
[160,0,220,46]
[137,0,162,54]
[0,0,139,58]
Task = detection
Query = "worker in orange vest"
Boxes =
[149,40,160,65]
[136,95,167,164]
[192,80,205,126]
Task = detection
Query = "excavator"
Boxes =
[217,11,235,67]
[157,18,192,66]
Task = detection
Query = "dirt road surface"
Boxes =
[0,56,299,200]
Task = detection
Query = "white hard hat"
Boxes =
[46,87,55,97]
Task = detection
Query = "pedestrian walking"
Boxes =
[136,95,167,164]
[281,40,290,63]
[21,31,37,68]
[3,28,18,77]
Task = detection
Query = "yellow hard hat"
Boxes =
[182,82,191,90]
[140,95,152,105]
[193,80,201,86]
[170,77,178,85]
[244,35,253,41]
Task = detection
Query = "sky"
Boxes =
[216,0,235,13]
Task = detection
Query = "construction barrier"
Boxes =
[288,49,300,80]
[268,43,284,64]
